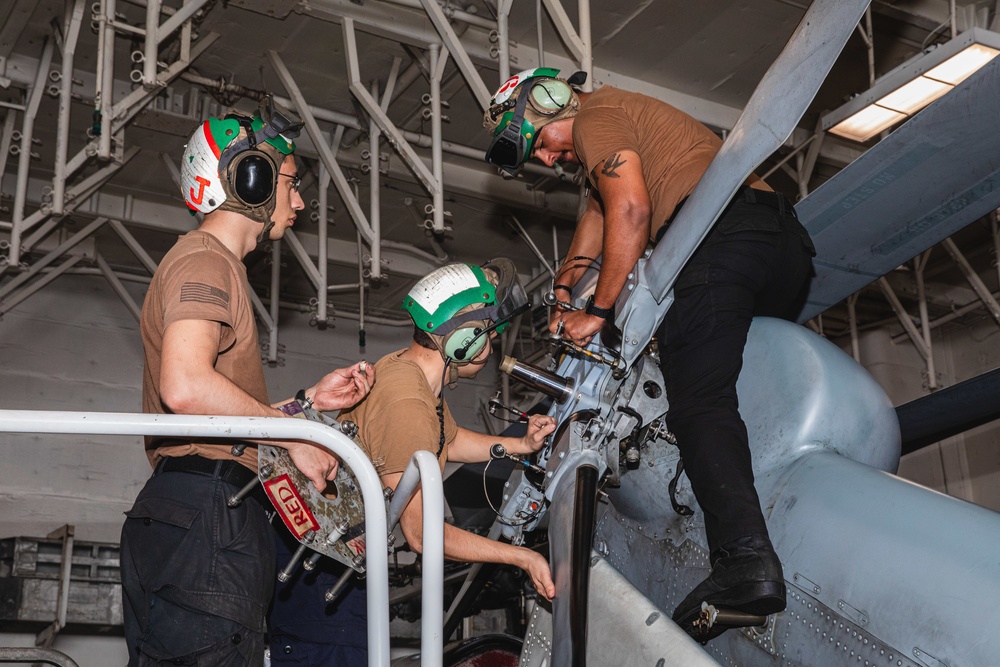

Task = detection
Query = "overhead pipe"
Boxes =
[417,0,492,109]
[9,37,55,268]
[0,108,17,187]
[429,44,447,233]
[268,50,377,247]
[53,0,87,216]
[913,251,938,391]
[369,79,383,280]
[98,0,117,160]
[497,0,513,82]
[268,240,281,365]
[142,0,161,88]
[384,0,494,31]
[318,161,331,329]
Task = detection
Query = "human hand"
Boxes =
[550,309,605,346]
[520,414,557,453]
[310,361,374,412]
[286,442,340,493]
[521,549,556,600]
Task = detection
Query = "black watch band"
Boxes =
[585,296,614,320]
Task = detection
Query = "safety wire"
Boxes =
[482,456,541,527]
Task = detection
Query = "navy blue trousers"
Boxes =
[267,524,368,666]
[655,188,814,555]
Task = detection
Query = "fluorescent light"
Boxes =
[822,29,1000,143]
[925,44,1000,84]
[829,106,906,143]
[876,76,951,114]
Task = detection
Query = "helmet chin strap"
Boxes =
[255,218,277,246]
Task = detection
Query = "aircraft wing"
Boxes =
[796,56,1000,322]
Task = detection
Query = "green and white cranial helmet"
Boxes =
[483,67,581,175]
[180,95,303,227]
[402,259,529,364]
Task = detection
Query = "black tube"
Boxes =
[570,464,599,667]
[897,366,1000,454]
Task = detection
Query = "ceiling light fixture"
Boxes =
[822,27,1000,143]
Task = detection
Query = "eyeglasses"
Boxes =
[279,172,301,192]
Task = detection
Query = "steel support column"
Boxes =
[9,37,55,267]
[268,49,376,247]
[914,251,938,391]
[53,0,87,216]
[878,276,931,362]
[416,0,491,109]
[941,236,1000,327]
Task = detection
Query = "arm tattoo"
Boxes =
[601,152,626,179]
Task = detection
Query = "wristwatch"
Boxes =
[585,295,614,320]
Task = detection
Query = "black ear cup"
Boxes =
[231,151,277,207]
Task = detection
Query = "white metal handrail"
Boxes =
[386,450,445,667]
[0,409,401,666]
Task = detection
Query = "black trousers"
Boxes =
[121,460,275,666]
[655,188,814,556]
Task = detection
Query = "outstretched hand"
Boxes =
[311,361,375,412]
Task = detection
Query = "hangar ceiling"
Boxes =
[2,0,1000,361]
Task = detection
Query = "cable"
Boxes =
[482,457,540,527]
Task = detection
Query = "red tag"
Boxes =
[264,474,320,538]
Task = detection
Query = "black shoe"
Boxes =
[672,535,786,642]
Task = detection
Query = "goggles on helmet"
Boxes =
[217,95,305,175]
[485,67,563,175]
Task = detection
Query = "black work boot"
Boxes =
[672,534,786,642]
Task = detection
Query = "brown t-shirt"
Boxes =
[573,86,769,240]
[140,230,267,470]
[337,350,457,477]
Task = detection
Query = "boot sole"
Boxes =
[673,580,787,643]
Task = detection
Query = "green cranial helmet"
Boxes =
[402,259,529,364]
[483,67,582,175]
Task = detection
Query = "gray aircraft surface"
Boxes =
[454,1,1000,665]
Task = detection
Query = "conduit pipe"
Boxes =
[9,37,55,268]
[369,79,383,279]
[142,0,161,88]
[384,0,494,31]
[53,0,87,216]
[267,240,281,364]
[318,162,330,329]
[497,0,513,82]
[98,0,116,160]
[429,44,447,233]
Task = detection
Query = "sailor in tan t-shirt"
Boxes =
[121,97,373,667]
[268,260,557,662]
[484,69,817,642]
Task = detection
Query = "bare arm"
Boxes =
[159,319,372,490]
[384,471,555,599]
[551,150,652,344]
[555,192,605,291]
[448,415,556,463]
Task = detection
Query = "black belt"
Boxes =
[154,455,269,508]
[655,186,797,245]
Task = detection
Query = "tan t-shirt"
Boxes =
[573,86,769,240]
[338,350,457,477]
[140,230,267,470]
